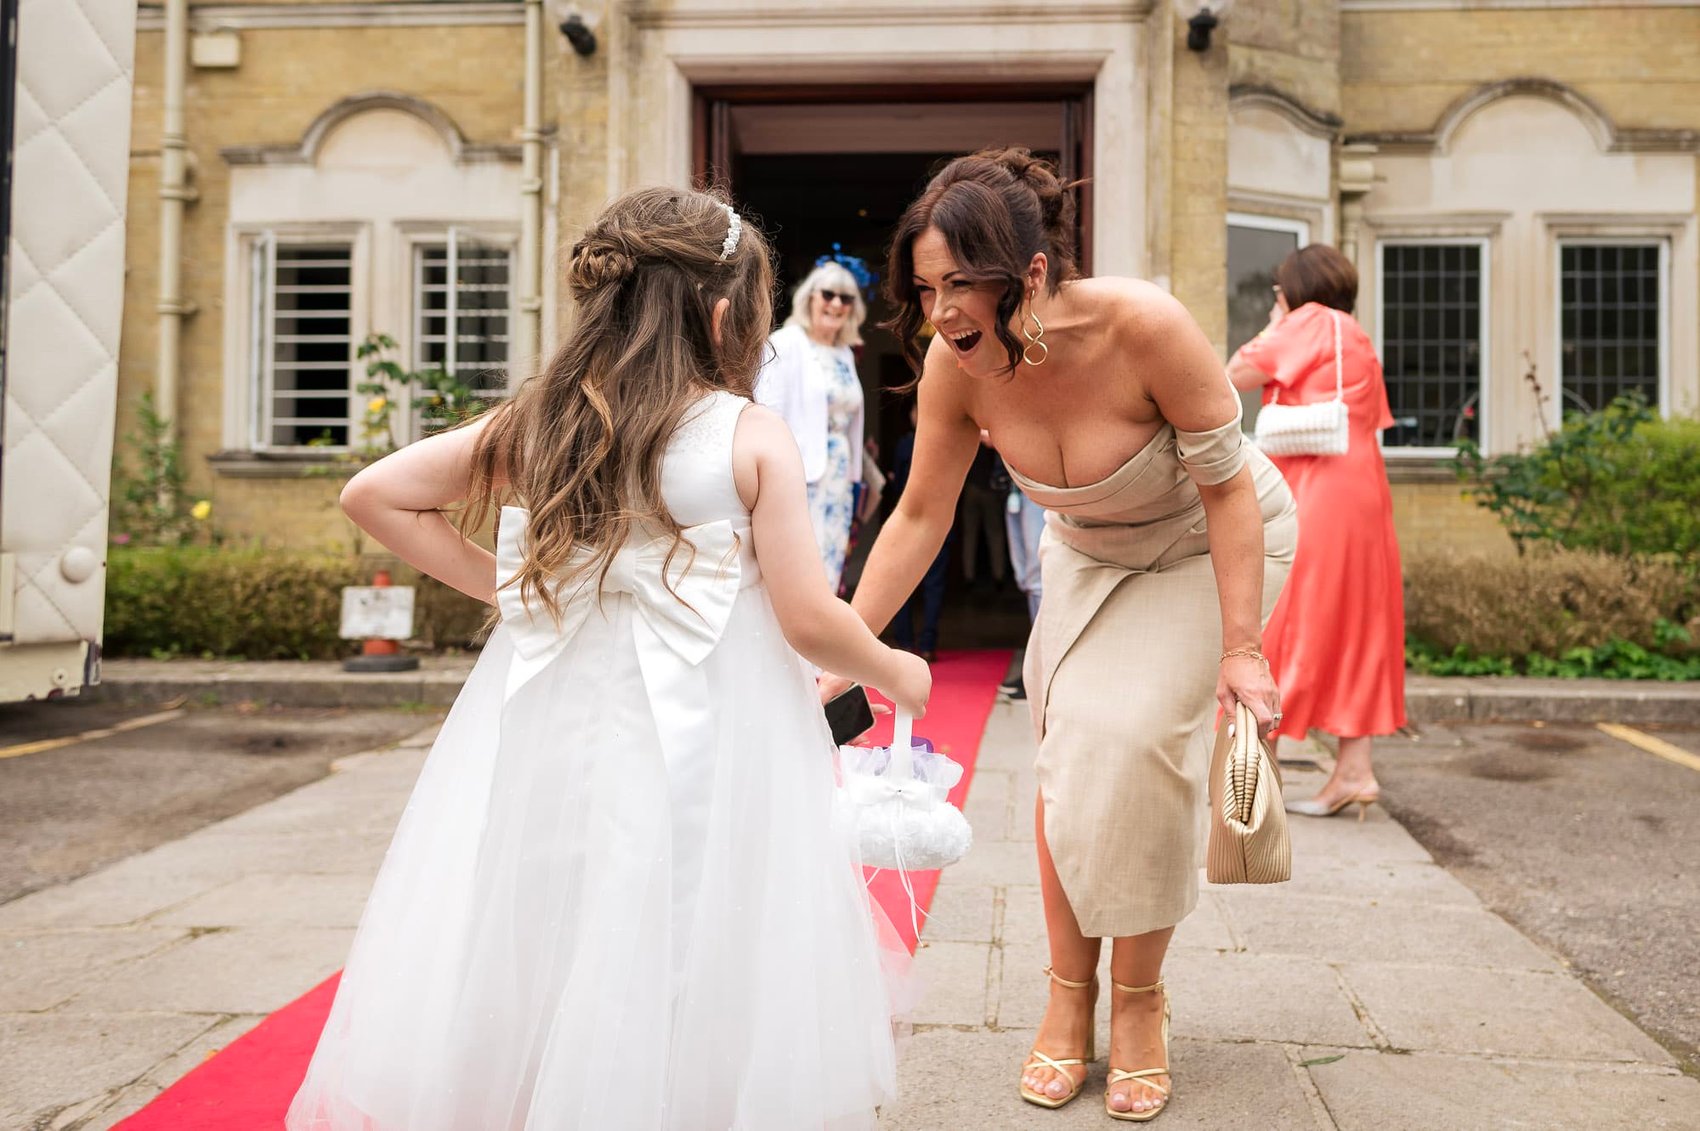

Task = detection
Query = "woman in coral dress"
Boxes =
[1228,243,1406,818]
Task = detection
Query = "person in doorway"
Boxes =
[1001,460,1047,700]
[888,402,949,662]
[756,257,869,594]
[289,187,927,1131]
[958,437,1009,596]
[1227,243,1406,819]
[825,148,1296,1122]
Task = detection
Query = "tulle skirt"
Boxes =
[288,587,904,1130]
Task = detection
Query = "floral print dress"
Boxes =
[808,344,863,593]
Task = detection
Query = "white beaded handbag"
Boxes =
[1252,308,1350,458]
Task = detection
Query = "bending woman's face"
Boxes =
[910,227,1009,380]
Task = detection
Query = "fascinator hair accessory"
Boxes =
[814,243,878,295]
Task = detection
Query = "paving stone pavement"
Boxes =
[0,728,437,1130]
[3,704,1697,1129]
[876,702,1700,1130]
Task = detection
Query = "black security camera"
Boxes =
[560,13,597,57]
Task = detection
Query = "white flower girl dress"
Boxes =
[288,390,902,1131]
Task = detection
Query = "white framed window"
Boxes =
[247,229,365,451]
[1227,213,1311,354]
[1555,239,1668,418]
[1376,239,1490,453]
[411,227,515,400]
[1228,214,1311,433]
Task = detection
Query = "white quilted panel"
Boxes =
[1,0,137,644]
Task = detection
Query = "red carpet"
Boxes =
[118,649,1011,1130]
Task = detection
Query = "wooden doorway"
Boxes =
[693,84,1092,646]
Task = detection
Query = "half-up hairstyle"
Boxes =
[885,147,1083,379]
[462,185,774,624]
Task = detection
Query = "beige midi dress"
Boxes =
[1011,409,1298,938]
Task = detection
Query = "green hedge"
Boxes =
[1403,546,1700,679]
[105,546,489,660]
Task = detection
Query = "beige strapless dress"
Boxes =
[1010,409,1297,938]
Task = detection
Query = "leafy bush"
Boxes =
[105,547,491,660]
[1454,394,1700,563]
[1403,545,1700,678]
[106,547,363,660]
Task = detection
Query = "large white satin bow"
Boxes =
[495,505,742,700]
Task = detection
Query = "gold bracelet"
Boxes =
[1220,648,1266,665]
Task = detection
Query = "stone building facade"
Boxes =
[120,1,1700,553]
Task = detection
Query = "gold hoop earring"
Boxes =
[1021,300,1048,367]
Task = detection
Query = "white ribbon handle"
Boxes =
[889,709,914,781]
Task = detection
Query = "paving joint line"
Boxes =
[1282,1043,1343,1131]
[1328,963,1394,1051]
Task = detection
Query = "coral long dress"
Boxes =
[1239,302,1407,740]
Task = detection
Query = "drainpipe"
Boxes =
[515,0,544,378]
[156,0,195,427]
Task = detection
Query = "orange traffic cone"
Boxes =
[342,569,421,672]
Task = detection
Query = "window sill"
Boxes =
[206,450,362,480]
[1381,455,1464,485]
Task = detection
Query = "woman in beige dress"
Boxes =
[829,149,1296,1122]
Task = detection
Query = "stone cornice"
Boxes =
[219,91,528,167]
[1229,84,1343,140]
[136,3,524,33]
[1343,1,1699,11]
[1346,77,1700,155]
[621,1,1155,30]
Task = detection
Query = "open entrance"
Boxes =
[695,86,1091,649]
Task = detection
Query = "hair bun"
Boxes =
[568,238,637,297]
[981,147,1072,233]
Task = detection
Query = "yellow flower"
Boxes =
[190,500,212,521]
[367,396,388,414]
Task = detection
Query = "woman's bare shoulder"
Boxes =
[1068,277,1194,340]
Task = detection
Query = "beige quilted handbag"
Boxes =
[1206,701,1292,884]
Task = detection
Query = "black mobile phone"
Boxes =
[824,684,877,746]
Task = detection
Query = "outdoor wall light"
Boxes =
[549,3,598,56]
[1185,0,1233,52]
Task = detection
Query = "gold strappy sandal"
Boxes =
[1018,965,1098,1110]
[1105,978,1171,1122]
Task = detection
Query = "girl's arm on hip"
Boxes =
[340,415,503,605]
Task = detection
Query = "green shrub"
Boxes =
[1403,545,1700,678]
[105,548,492,660]
[1454,395,1700,563]
[106,547,364,660]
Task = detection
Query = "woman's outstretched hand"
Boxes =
[1218,653,1280,739]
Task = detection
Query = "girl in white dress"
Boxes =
[286,186,931,1131]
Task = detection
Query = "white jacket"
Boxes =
[754,323,864,486]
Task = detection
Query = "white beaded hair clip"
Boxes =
[718,203,742,263]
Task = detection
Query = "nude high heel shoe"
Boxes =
[1105,978,1171,1122]
[1018,965,1098,1109]
[1285,786,1381,821]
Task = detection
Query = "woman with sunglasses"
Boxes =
[757,260,869,592]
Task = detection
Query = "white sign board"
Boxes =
[340,586,416,640]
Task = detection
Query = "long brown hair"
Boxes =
[884,147,1083,379]
[463,186,774,622]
